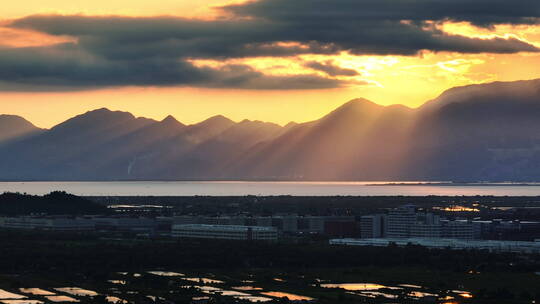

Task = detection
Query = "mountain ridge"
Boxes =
[2,78,540,181]
[0,114,43,144]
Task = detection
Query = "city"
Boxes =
[2,197,539,248]
[0,193,539,303]
[3,0,540,303]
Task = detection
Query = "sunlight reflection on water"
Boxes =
[2,181,540,196]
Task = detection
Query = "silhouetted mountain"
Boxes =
[159,119,285,179]
[231,99,414,180]
[182,115,236,143]
[0,114,42,144]
[0,108,158,179]
[2,78,540,181]
[407,79,540,181]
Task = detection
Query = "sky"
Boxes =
[1,0,540,128]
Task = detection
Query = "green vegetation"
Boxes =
[0,191,108,215]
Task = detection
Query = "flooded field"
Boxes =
[0,269,478,304]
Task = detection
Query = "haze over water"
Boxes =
[2,181,540,196]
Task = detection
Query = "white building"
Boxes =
[442,220,474,240]
[368,205,475,240]
[386,204,417,238]
[410,223,442,238]
[172,224,278,241]
[329,238,540,254]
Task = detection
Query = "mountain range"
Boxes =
[2,78,540,181]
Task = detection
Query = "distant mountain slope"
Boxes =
[2,78,540,181]
[230,99,414,180]
[182,115,236,143]
[420,79,540,112]
[159,119,285,179]
[407,78,540,181]
[0,109,287,180]
[0,114,42,144]
[0,108,156,179]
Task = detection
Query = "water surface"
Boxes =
[2,181,540,196]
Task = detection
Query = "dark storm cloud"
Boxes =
[221,0,540,55]
[12,12,540,58]
[304,61,360,77]
[0,44,352,91]
[10,16,333,59]
[3,0,540,91]
[224,0,540,27]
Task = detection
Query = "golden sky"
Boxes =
[1,1,540,128]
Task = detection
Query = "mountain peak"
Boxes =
[345,97,377,105]
[322,98,383,120]
[71,108,135,121]
[91,107,112,113]
[50,107,147,138]
[161,115,184,126]
[191,115,235,129]
[340,98,412,110]
[0,114,36,124]
[182,115,236,143]
[204,115,234,124]
[421,78,540,111]
[284,121,298,129]
[0,114,42,143]
[327,98,413,118]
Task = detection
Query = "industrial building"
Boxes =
[93,217,156,232]
[442,220,475,240]
[360,214,386,238]
[363,204,475,240]
[386,204,417,238]
[171,224,278,241]
[172,215,356,236]
[329,238,540,254]
[0,217,95,231]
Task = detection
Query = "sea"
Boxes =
[2,181,540,196]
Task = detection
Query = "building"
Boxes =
[93,217,156,232]
[473,219,540,240]
[172,224,278,241]
[305,216,325,233]
[442,220,474,240]
[329,238,540,254]
[362,205,476,240]
[255,217,273,227]
[0,217,95,231]
[171,214,356,236]
[410,213,442,238]
[280,216,299,233]
[360,214,386,238]
[386,204,417,238]
[324,216,357,238]
[410,223,442,238]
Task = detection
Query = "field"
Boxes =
[0,230,539,303]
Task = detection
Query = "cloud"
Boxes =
[0,44,354,91]
[2,0,540,91]
[304,61,360,77]
[11,13,540,59]
[223,0,540,55]
[224,0,540,27]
